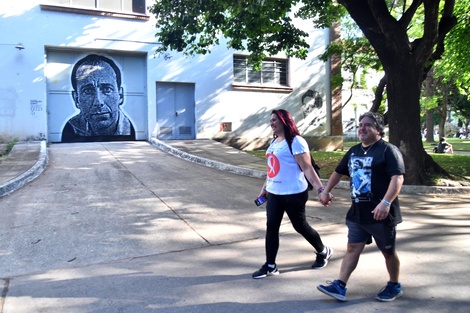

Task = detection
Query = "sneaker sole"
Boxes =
[375,290,403,302]
[317,285,347,302]
[312,259,328,270]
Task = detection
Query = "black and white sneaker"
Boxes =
[312,246,333,269]
[252,263,279,279]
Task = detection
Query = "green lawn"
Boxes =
[249,138,470,181]
[422,138,470,151]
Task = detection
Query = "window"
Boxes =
[233,55,290,91]
[42,0,147,17]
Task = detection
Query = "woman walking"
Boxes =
[252,109,333,279]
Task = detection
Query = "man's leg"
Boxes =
[338,242,365,283]
[382,250,400,283]
[316,242,365,301]
[376,250,403,301]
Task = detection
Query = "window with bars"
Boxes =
[233,55,289,87]
[44,0,146,14]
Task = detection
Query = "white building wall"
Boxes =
[0,1,330,145]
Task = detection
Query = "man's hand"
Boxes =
[319,191,334,207]
[371,202,390,220]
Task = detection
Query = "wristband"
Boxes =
[381,199,391,207]
[317,187,324,195]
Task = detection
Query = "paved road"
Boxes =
[1,142,469,312]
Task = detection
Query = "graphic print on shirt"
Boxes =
[266,153,280,178]
[349,155,373,202]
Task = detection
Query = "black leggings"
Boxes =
[265,190,325,264]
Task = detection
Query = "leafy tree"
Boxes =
[149,0,459,185]
[435,0,470,95]
[434,0,470,135]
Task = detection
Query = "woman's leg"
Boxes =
[265,193,285,264]
[285,190,324,252]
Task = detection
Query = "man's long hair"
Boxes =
[272,109,300,144]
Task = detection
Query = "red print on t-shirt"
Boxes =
[266,153,280,178]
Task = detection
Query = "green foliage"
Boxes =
[0,138,18,158]
[319,17,381,74]
[149,0,343,68]
[435,0,470,94]
[421,96,439,111]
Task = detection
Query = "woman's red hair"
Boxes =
[271,109,300,144]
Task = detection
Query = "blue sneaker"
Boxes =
[376,282,403,302]
[317,280,347,301]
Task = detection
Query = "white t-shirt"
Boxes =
[265,136,310,195]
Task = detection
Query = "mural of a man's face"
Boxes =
[72,60,124,134]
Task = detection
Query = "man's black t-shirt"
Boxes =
[335,139,405,225]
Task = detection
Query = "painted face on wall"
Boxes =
[72,61,124,134]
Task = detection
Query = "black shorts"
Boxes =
[346,219,397,254]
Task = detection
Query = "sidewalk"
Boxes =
[1,139,470,198]
[1,140,469,313]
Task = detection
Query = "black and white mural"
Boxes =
[301,89,324,127]
[62,54,135,142]
[46,51,146,143]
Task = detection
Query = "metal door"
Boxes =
[156,82,195,140]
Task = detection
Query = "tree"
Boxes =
[150,0,458,185]
[435,0,470,96]
[335,0,457,185]
[434,0,470,136]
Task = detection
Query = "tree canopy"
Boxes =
[435,0,470,94]
[150,0,343,68]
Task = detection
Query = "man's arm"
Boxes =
[371,174,404,220]
[318,171,343,206]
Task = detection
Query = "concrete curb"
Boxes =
[149,138,267,179]
[333,181,470,194]
[0,140,48,198]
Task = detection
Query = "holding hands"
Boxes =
[318,188,334,206]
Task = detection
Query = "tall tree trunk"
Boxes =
[439,84,448,138]
[387,60,429,185]
[424,70,436,142]
[425,110,435,142]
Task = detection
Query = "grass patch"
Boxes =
[426,153,470,179]
[0,138,18,159]
[423,138,470,151]
[249,150,346,179]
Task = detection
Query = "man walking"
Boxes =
[317,112,405,302]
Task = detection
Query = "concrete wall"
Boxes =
[0,1,331,146]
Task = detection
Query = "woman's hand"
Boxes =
[319,191,334,206]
